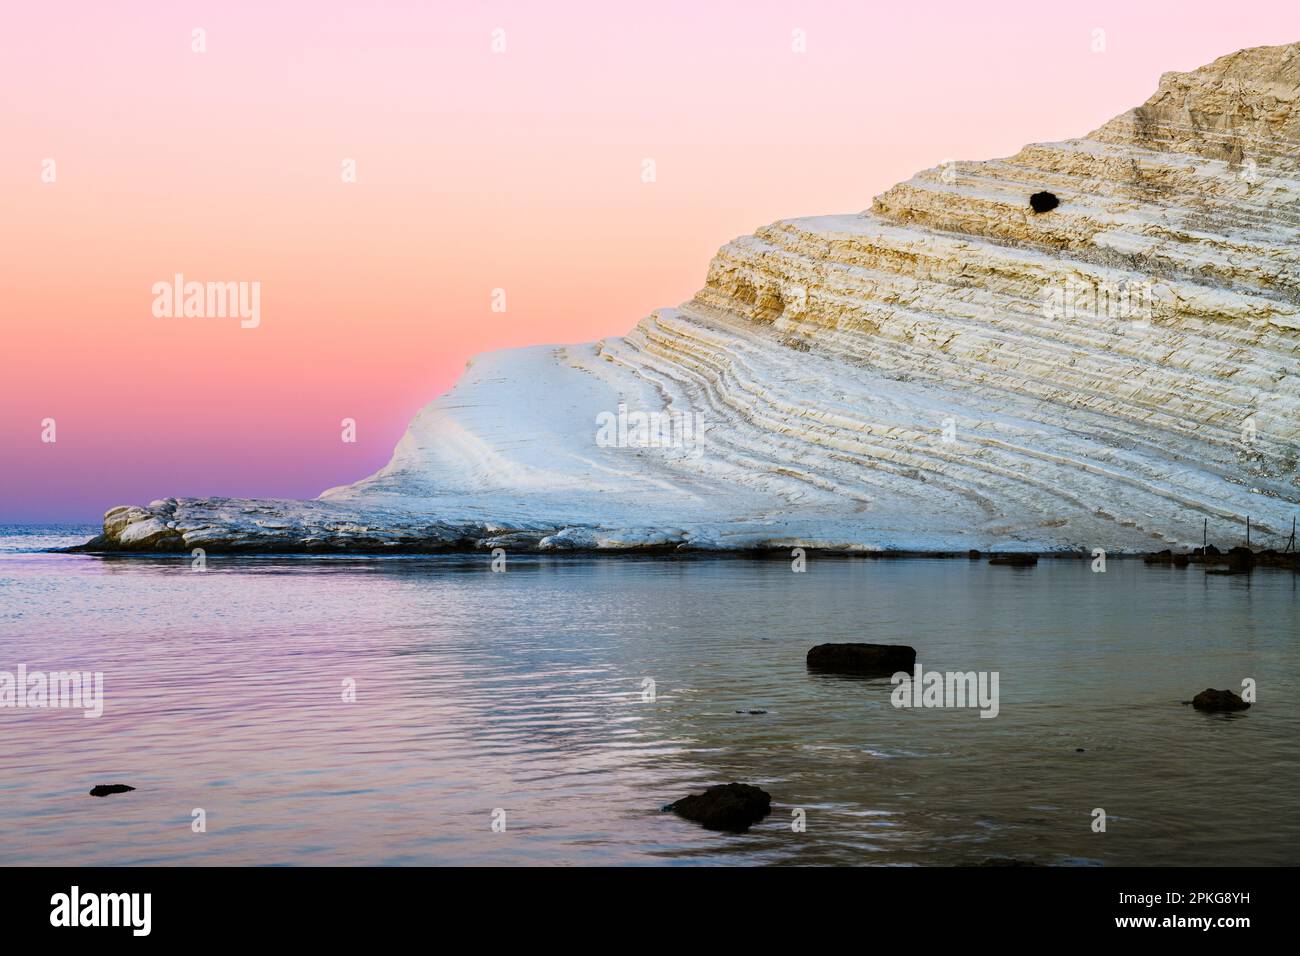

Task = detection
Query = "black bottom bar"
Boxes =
[0,866,1284,941]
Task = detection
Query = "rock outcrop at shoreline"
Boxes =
[79,44,1300,555]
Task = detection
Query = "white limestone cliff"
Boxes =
[84,44,1300,554]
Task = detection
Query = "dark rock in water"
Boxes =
[1144,549,1192,567]
[1075,748,1086,753]
[89,784,135,797]
[1029,191,1059,213]
[989,553,1037,566]
[806,642,916,675]
[735,709,768,715]
[664,783,772,832]
[1192,688,1250,712]
[980,857,1044,867]
[1224,546,1256,570]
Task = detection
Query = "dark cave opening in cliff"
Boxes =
[1029,191,1060,213]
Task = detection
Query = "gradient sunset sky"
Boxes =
[4,1,1298,521]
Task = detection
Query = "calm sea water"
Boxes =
[1,525,1297,866]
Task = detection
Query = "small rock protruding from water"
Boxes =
[989,553,1037,566]
[806,642,916,675]
[89,784,136,797]
[1191,688,1250,712]
[663,782,772,832]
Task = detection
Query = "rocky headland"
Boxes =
[78,45,1300,555]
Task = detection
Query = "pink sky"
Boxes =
[4,1,1298,521]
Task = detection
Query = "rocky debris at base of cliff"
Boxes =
[989,554,1039,566]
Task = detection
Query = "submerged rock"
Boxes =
[663,783,772,832]
[89,784,135,797]
[75,44,1300,557]
[1191,688,1251,712]
[806,642,916,675]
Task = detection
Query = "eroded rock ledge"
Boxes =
[78,44,1300,555]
